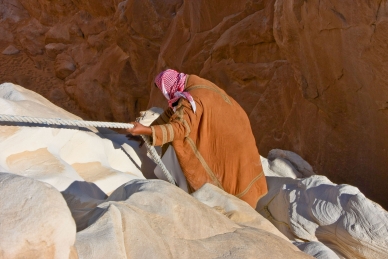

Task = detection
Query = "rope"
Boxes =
[0,114,176,185]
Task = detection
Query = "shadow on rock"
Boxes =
[61,181,108,232]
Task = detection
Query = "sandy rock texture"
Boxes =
[0,173,77,259]
[75,179,313,259]
[0,165,312,259]
[258,149,388,259]
[0,0,387,208]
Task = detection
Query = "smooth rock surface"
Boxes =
[192,183,290,242]
[0,173,77,259]
[294,241,341,259]
[75,179,313,259]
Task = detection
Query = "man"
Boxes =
[127,69,267,208]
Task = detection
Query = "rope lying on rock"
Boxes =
[0,114,176,185]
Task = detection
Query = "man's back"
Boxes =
[180,74,268,207]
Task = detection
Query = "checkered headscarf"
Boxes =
[154,69,196,113]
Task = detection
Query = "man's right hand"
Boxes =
[126,121,152,136]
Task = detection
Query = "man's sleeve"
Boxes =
[150,99,202,146]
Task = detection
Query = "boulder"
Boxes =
[2,45,19,55]
[267,149,315,178]
[0,173,77,258]
[0,83,145,193]
[45,43,67,59]
[16,18,47,56]
[258,150,388,259]
[75,179,313,259]
[55,53,76,79]
[0,0,29,23]
[294,241,340,259]
[192,183,290,241]
[45,24,71,44]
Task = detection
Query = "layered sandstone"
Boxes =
[259,150,388,259]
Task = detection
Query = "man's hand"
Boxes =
[126,121,152,136]
[125,122,151,148]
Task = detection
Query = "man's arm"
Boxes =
[150,99,202,146]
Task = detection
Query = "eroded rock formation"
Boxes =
[0,0,387,209]
[258,149,388,259]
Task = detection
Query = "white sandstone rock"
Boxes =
[75,179,313,259]
[192,183,291,242]
[261,149,315,178]
[101,106,163,180]
[0,83,145,193]
[0,82,81,119]
[294,241,341,259]
[0,173,77,259]
[258,152,388,259]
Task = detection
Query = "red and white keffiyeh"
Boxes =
[154,69,196,113]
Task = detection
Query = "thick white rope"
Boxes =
[0,114,176,185]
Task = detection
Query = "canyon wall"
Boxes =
[0,0,387,208]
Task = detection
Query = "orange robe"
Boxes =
[150,75,267,207]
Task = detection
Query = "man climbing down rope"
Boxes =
[127,69,268,208]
